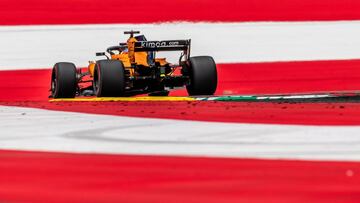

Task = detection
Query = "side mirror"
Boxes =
[96,52,106,56]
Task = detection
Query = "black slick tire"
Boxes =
[186,56,217,96]
[51,62,77,98]
[93,60,126,97]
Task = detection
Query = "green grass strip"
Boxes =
[212,96,258,101]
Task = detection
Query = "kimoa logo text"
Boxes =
[141,41,179,48]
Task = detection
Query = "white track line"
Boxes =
[1,105,360,161]
[2,21,360,70]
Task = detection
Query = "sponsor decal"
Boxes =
[141,41,180,48]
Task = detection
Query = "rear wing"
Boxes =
[134,40,191,52]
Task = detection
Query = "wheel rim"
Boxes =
[93,76,99,95]
[51,77,57,96]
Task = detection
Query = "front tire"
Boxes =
[51,62,77,98]
[94,60,125,97]
[186,56,217,96]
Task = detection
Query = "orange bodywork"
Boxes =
[88,36,169,77]
[88,62,96,77]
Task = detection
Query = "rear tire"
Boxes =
[186,56,217,96]
[51,62,77,98]
[94,60,126,97]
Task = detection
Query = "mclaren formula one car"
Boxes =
[50,30,217,98]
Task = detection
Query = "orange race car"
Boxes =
[50,31,217,98]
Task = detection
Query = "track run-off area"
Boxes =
[2,1,360,203]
